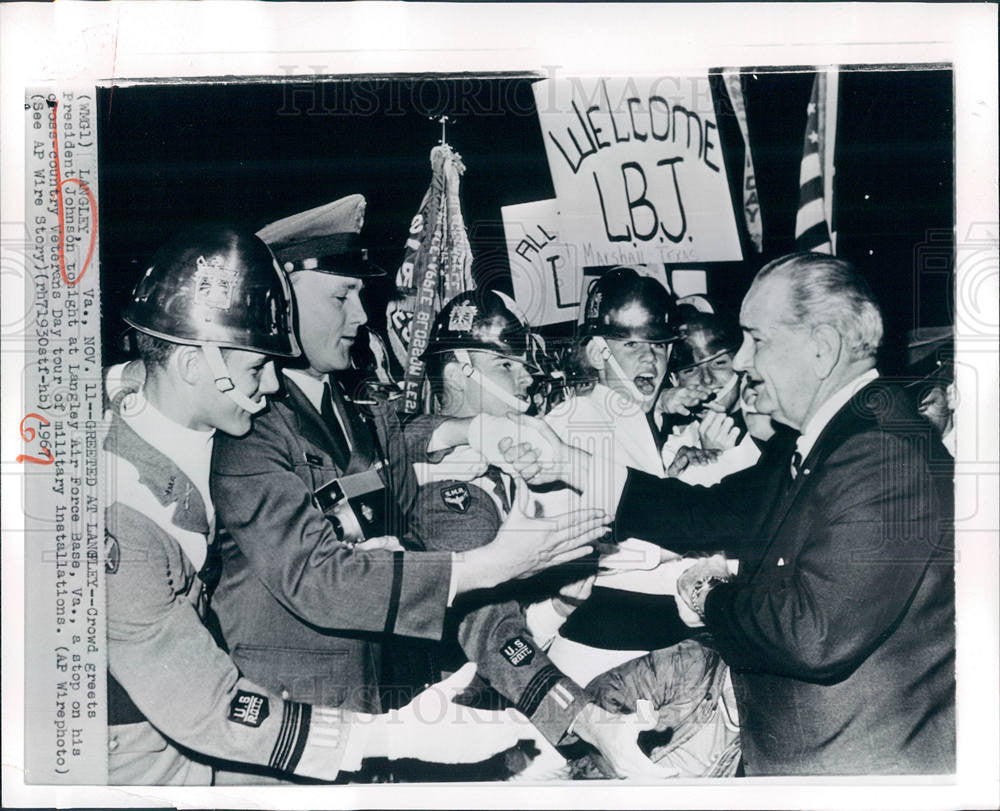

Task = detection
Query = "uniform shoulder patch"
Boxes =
[501,635,535,667]
[441,483,471,513]
[228,690,270,727]
[105,535,120,574]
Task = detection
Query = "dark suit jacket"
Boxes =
[616,380,955,775]
[210,377,452,713]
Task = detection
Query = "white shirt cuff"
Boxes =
[447,553,459,607]
[524,599,567,649]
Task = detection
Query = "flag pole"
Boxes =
[823,67,839,254]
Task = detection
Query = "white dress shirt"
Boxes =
[283,368,352,451]
[796,367,880,462]
[120,389,216,527]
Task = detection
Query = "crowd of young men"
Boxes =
[103,195,956,784]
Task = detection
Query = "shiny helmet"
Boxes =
[123,225,300,413]
[423,289,538,413]
[582,266,678,343]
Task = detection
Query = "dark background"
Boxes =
[98,69,953,372]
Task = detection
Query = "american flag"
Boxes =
[795,69,838,254]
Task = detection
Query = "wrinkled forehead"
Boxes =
[740,275,795,330]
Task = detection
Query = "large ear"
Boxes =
[440,357,469,400]
[172,344,204,387]
[810,323,842,379]
[583,338,605,371]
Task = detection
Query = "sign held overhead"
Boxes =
[534,76,743,267]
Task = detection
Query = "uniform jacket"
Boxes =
[210,376,452,712]
[616,380,955,775]
[104,396,358,785]
[404,414,589,745]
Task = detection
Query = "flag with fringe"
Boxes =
[386,144,475,413]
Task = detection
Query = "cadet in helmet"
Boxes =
[103,226,528,784]
[208,198,609,746]
[403,288,668,780]
[534,268,701,687]
[659,303,766,486]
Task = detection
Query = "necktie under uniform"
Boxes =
[320,381,352,470]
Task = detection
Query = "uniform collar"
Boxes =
[283,367,326,413]
[796,368,880,461]
[105,405,212,535]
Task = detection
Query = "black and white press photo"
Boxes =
[2,4,997,810]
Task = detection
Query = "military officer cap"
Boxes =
[256,194,384,278]
[905,326,954,387]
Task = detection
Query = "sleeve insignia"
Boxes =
[501,635,535,667]
[105,535,120,574]
[228,690,271,727]
[441,483,471,513]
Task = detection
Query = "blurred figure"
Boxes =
[906,327,956,456]
[659,302,764,486]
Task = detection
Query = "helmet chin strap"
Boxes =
[708,369,740,405]
[592,336,647,404]
[201,344,267,415]
[454,349,530,413]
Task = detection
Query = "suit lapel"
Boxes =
[283,377,350,470]
[757,381,882,555]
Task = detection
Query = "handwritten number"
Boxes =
[16,413,54,465]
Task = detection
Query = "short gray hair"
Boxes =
[755,252,883,361]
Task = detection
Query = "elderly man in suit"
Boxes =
[506,252,955,776]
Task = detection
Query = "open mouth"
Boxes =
[633,375,657,396]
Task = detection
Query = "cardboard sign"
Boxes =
[534,76,743,267]
[501,200,581,326]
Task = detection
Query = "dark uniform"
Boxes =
[210,196,451,714]
[211,375,450,712]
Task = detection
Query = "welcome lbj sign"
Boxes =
[533,75,742,267]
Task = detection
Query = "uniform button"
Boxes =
[109,736,119,751]
[281,689,290,700]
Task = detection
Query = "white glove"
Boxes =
[599,538,678,572]
[371,663,526,763]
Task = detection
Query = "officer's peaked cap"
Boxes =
[256,194,384,278]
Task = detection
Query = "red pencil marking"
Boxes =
[16,413,54,465]
[50,100,98,288]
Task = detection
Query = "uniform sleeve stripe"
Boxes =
[269,700,310,772]
[268,701,295,771]
[515,665,563,719]
[383,551,404,634]
[285,703,312,773]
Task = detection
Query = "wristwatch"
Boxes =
[690,575,728,620]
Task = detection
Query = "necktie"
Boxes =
[790,449,803,480]
[484,466,512,514]
[320,382,351,470]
